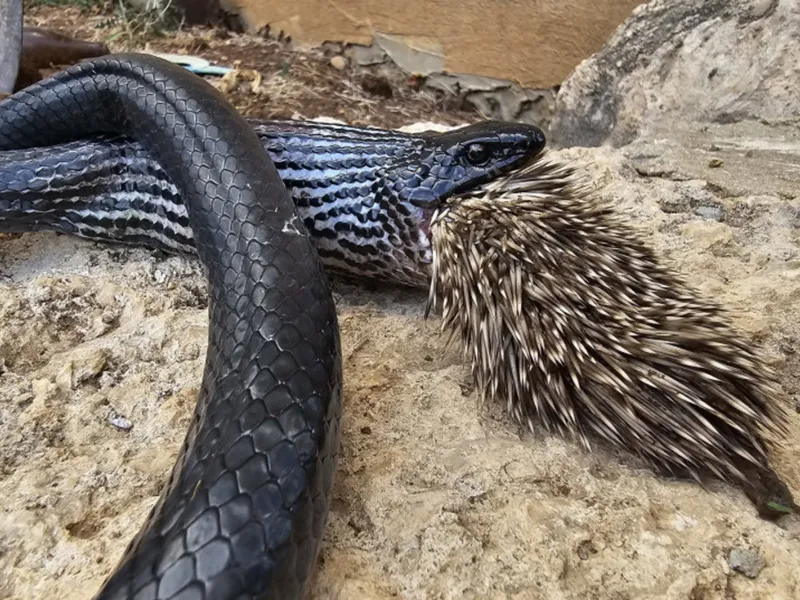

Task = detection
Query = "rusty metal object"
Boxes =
[14,26,110,91]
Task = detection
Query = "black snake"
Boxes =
[0,54,545,599]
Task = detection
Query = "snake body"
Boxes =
[0,54,545,599]
[0,118,543,287]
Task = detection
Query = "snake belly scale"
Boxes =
[0,54,545,599]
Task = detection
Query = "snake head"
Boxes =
[361,120,546,285]
[401,121,547,207]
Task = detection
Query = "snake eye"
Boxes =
[465,143,490,166]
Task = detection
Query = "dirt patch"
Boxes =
[22,4,477,128]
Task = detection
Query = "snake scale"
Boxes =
[0,54,545,599]
[0,117,542,287]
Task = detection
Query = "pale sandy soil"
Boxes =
[2,121,799,599]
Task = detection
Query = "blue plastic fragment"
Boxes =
[148,52,233,77]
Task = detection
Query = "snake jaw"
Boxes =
[417,206,436,263]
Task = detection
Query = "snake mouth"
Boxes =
[414,155,547,273]
[421,152,581,278]
[418,206,435,242]
[446,154,547,203]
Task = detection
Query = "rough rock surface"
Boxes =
[2,118,799,599]
[423,72,557,130]
[550,0,800,147]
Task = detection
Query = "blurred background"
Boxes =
[17,0,646,133]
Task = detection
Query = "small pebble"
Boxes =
[750,0,775,19]
[657,196,690,214]
[330,56,347,70]
[728,547,765,578]
[577,540,597,560]
[109,415,133,431]
[794,397,800,413]
[360,426,372,435]
[694,205,724,221]
[708,158,724,168]
[16,393,33,407]
[76,350,109,384]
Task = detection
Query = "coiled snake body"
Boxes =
[0,54,544,599]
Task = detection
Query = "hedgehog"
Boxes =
[426,153,796,518]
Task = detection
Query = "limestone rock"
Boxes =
[550,0,799,147]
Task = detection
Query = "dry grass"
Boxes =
[101,0,183,46]
[24,0,182,47]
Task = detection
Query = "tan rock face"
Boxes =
[220,0,644,88]
[1,122,799,599]
[551,0,800,147]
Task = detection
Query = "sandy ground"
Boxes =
[2,7,800,600]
